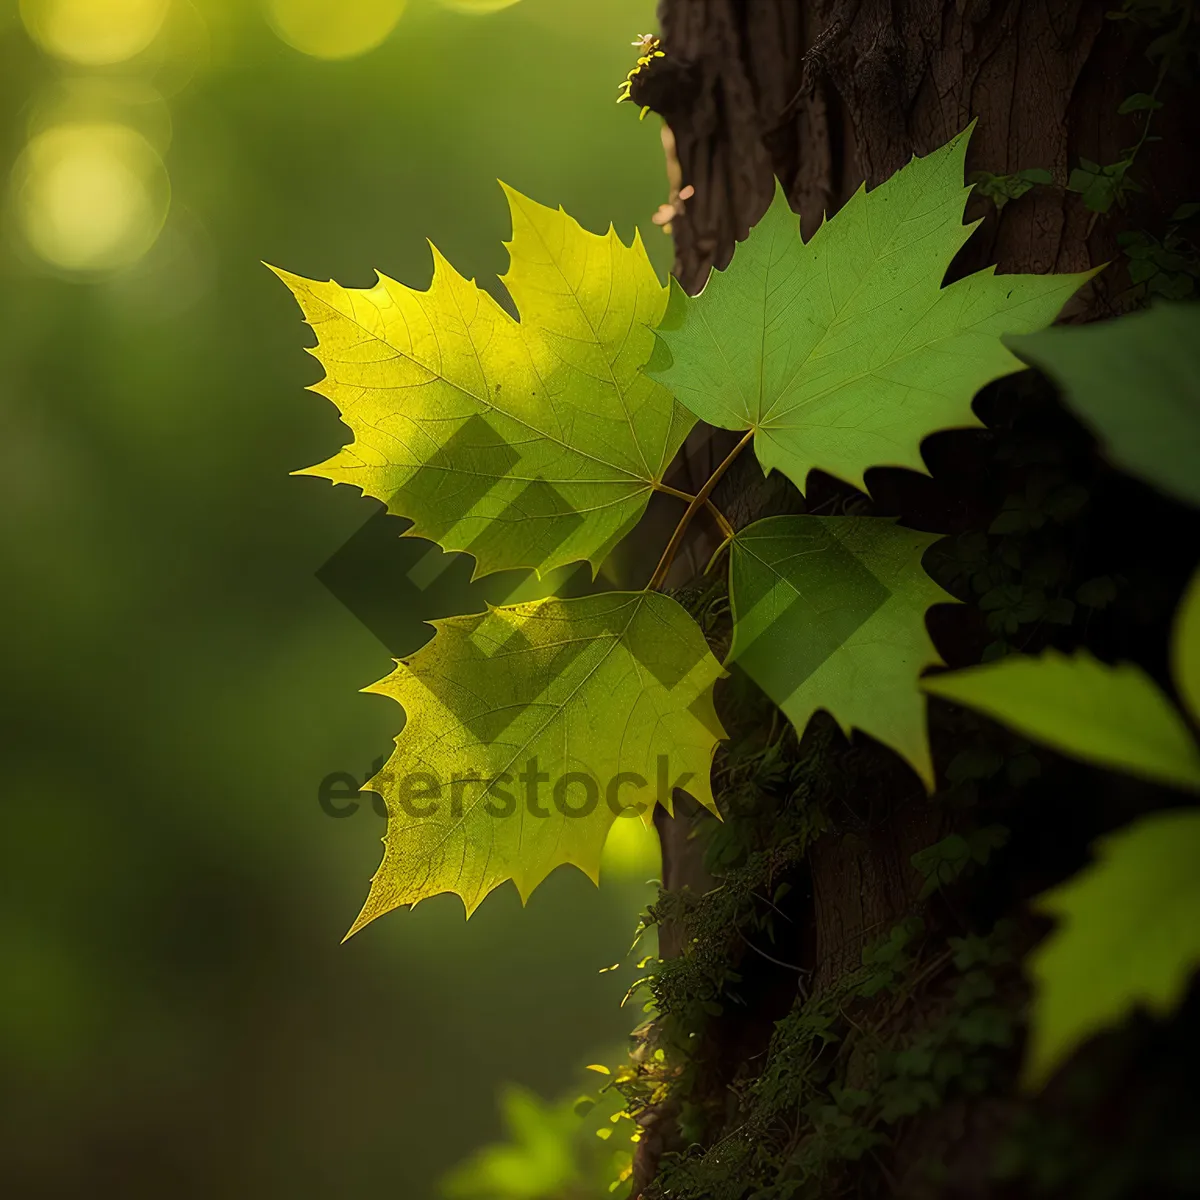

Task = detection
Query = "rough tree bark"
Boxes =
[629,2,1200,1197]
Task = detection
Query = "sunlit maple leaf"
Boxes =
[349,590,723,930]
[273,186,693,579]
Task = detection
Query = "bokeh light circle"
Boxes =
[12,123,171,273]
[599,812,661,880]
[20,0,171,66]
[265,0,407,60]
[28,78,174,156]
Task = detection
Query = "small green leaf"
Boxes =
[970,168,1051,210]
[1024,810,1200,1087]
[1117,91,1163,113]
[968,823,1009,863]
[727,516,957,788]
[988,508,1031,535]
[913,833,972,896]
[1024,548,1069,588]
[1043,483,1089,522]
[1044,597,1076,625]
[1128,256,1160,283]
[912,830,1006,898]
[1076,576,1118,609]
[945,744,1005,783]
[1067,159,1137,213]
[1153,274,1197,300]
[650,127,1095,496]
[998,539,1023,570]
[922,650,1200,793]
[981,639,1009,663]
[1068,169,1114,213]
[1007,304,1200,509]
[1007,751,1041,786]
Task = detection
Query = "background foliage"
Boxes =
[0,1,668,1195]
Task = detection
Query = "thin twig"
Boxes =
[736,926,810,974]
[750,890,793,923]
[655,481,736,540]
[649,430,754,589]
[703,533,733,576]
[775,16,848,124]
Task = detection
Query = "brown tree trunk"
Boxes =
[630,2,1200,1197]
[639,0,1195,292]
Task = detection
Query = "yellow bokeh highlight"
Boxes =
[20,0,170,66]
[29,77,173,155]
[12,123,171,273]
[600,813,662,881]
[265,0,407,59]
[435,0,522,12]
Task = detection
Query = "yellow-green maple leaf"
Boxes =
[649,127,1097,494]
[273,186,693,579]
[349,591,724,931]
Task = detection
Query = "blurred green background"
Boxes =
[0,1,671,1194]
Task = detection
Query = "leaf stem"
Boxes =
[703,534,734,577]
[649,430,754,590]
[655,482,736,540]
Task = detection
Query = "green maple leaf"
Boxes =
[349,591,724,930]
[922,651,1200,792]
[272,186,693,578]
[726,516,956,789]
[923,571,1200,1085]
[1024,809,1200,1087]
[1007,302,1200,510]
[648,127,1096,494]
